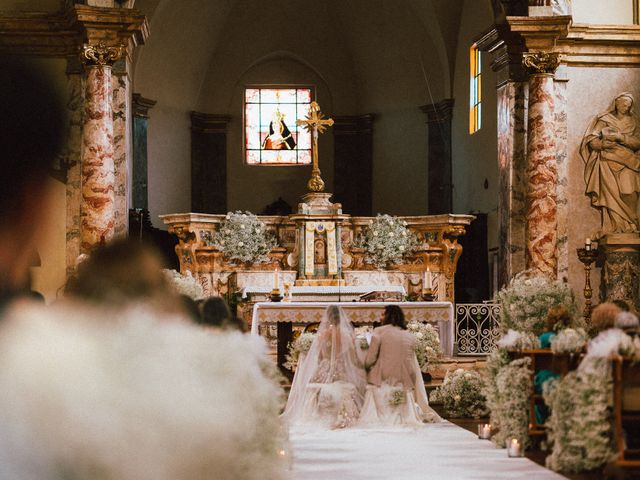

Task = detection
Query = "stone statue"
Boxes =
[580,92,640,233]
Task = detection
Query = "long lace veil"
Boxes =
[283,305,366,423]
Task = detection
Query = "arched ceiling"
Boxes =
[133,0,472,111]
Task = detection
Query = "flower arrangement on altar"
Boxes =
[550,327,589,354]
[407,322,442,371]
[355,214,419,268]
[212,211,277,264]
[163,269,205,300]
[430,369,488,418]
[496,271,576,335]
[284,332,316,371]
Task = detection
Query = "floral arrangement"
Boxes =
[483,356,533,448]
[212,211,277,264]
[497,329,541,351]
[586,327,638,359]
[550,328,589,354]
[496,271,576,335]
[389,388,406,406]
[355,214,419,268]
[430,369,488,418]
[407,321,443,370]
[284,332,316,371]
[163,269,205,300]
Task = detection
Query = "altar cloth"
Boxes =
[251,301,454,356]
[240,285,407,299]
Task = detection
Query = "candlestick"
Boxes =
[424,268,433,290]
[585,238,592,251]
[577,246,598,323]
[274,267,279,290]
[478,423,492,440]
[507,438,523,457]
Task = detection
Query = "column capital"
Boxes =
[132,93,157,118]
[523,51,560,75]
[420,99,455,124]
[81,42,124,66]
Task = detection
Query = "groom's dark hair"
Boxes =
[383,305,407,329]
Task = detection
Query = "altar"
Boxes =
[251,301,455,367]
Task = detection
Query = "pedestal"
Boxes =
[600,233,640,311]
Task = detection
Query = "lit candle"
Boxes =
[585,238,592,251]
[507,438,523,457]
[274,267,279,290]
[478,423,492,440]
[424,268,433,290]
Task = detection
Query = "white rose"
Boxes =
[369,220,373,224]
[402,231,407,236]
[399,246,405,252]
[415,332,424,339]
[220,240,225,245]
[454,395,461,401]
[255,229,260,234]
[225,214,230,219]
[389,232,394,237]
[240,224,245,229]
[238,241,244,246]
[373,231,379,236]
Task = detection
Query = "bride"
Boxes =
[283,305,367,429]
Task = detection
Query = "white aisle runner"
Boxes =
[290,422,567,480]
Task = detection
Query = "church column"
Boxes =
[112,59,131,238]
[80,43,123,252]
[522,51,560,276]
[333,114,375,216]
[191,112,231,214]
[132,94,156,210]
[421,99,454,214]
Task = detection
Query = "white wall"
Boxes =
[572,0,634,25]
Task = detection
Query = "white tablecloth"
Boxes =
[240,285,406,299]
[250,301,454,356]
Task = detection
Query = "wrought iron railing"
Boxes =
[455,303,501,356]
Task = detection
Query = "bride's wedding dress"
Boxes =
[283,306,367,429]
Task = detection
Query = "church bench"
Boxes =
[611,357,640,474]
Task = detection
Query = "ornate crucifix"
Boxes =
[297,101,334,192]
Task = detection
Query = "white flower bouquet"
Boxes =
[355,214,419,268]
[497,329,541,351]
[212,211,277,264]
[163,269,205,300]
[430,368,488,418]
[407,321,443,370]
[284,332,316,371]
[550,328,589,354]
[496,271,576,335]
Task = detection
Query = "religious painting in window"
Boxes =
[244,86,314,165]
[469,45,481,134]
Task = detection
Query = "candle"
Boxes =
[424,268,433,290]
[478,423,492,440]
[507,438,523,457]
[274,267,279,290]
[585,238,592,251]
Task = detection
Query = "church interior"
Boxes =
[1,0,640,479]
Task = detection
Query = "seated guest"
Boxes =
[539,305,572,349]
[590,302,622,335]
[198,296,246,332]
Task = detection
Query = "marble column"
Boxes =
[421,99,454,214]
[80,43,123,252]
[523,52,560,276]
[111,60,130,239]
[333,114,375,216]
[132,93,156,210]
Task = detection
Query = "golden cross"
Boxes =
[297,101,334,192]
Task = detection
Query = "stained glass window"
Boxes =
[469,45,481,135]
[244,87,314,165]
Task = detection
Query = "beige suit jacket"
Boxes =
[364,324,418,389]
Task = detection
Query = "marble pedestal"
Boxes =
[600,233,640,311]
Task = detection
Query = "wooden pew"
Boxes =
[611,357,640,474]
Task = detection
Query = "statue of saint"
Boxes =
[580,92,640,233]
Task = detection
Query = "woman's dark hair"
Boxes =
[383,305,407,329]
[199,296,232,328]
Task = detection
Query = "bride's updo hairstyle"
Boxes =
[383,305,407,329]
[327,305,342,326]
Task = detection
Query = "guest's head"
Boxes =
[590,302,622,335]
[0,56,64,299]
[327,305,342,326]
[546,304,572,332]
[199,296,232,329]
[383,305,407,329]
[612,299,631,312]
[615,311,639,332]
[66,239,178,311]
[179,294,201,323]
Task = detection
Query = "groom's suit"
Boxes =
[364,324,417,389]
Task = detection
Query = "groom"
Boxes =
[364,305,417,389]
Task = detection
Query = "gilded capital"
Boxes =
[522,51,560,75]
[81,43,124,67]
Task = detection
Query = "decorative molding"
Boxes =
[333,114,375,135]
[420,99,455,124]
[190,112,232,134]
[132,93,156,118]
[506,15,571,50]
[81,42,123,66]
[522,51,560,74]
[558,23,640,67]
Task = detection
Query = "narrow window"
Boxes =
[469,45,481,135]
